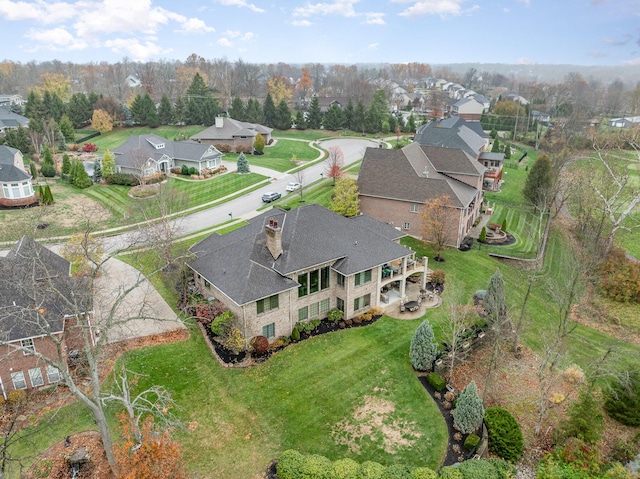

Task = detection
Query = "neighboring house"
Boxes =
[357,142,485,248]
[191,117,273,153]
[478,152,504,191]
[188,204,428,344]
[608,116,640,128]
[0,145,37,207]
[0,237,93,399]
[0,107,29,136]
[112,134,223,178]
[0,95,24,107]
[414,116,489,158]
[505,93,529,106]
[532,110,551,125]
[316,97,350,113]
[446,97,486,121]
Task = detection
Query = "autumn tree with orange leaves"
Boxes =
[114,412,187,479]
[324,146,344,185]
[421,194,457,261]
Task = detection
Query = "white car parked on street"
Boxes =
[286,182,301,192]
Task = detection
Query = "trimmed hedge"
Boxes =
[463,433,480,451]
[426,372,446,392]
[105,173,140,186]
[484,406,524,462]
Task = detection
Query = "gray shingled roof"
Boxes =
[357,142,481,209]
[414,117,488,157]
[112,134,221,169]
[189,205,412,306]
[0,145,30,182]
[0,107,29,130]
[191,118,273,141]
[0,237,88,342]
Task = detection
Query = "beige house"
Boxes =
[188,205,428,344]
[0,145,36,207]
[357,143,485,248]
[191,117,273,154]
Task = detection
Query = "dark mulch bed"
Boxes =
[418,376,478,468]
[202,324,247,364]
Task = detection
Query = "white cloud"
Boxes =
[395,0,466,16]
[217,37,233,47]
[0,0,75,24]
[103,37,169,61]
[222,29,242,38]
[293,0,360,18]
[25,27,88,50]
[242,32,256,41]
[603,34,633,46]
[622,57,640,65]
[588,49,607,58]
[216,0,265,13]
[176,17,215,34]
[363,12,385,24]
[291,19,312,26]
[503,7,510,12]
[368,42,379,49]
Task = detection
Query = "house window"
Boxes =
[262,323,275,339]
[320,266,330,290]
[336,297,344,312]
[403,223,410,230]
[309,269,319,294]
[256,295,279,314]
[298,306,309,322]
[320,298,330,315]
[354,293,371,311]
[29,368,44,387]
[21,339,35,355]
[46,365,60,383]
[298,273,308,297]
[11,372,26,390]
[21,181,32,197]
[336,273,345,287]
[204,279,210,288]
[410,204,419,213]
[309,302,319,318]
[354,269,372,286]
[2,184,9,198]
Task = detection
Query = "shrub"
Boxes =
[291,327,300,341]
[604,370,640,426]
[455,458,516,479]
[332,458,360,479]
[410,467,437,479]
[559,390,603,444]
[7,389,27,406]
[170,167,181,174]
[598,248,640,303]
[81,142,98,153]
[437,467,462,479]
[181,164,189,175]
[359,461,385,479]
[609,437,640,463]
[68,143,80,152]
[277,449,305,479]
[194,301,227,324]
[105,173,139,186]
[210,310,234,336]
[40,163,56,177]
[484,406,524,462]
[430,269,446,286]
[501,218,507,233]
[327,308,343,322]
[301,454,332,478]
[452,381,484,434]
[189,166,198,175]
[220,326,245,355]
[380,464,412,478]
[463,433,480,451]
[426,372,446,392]
[409,320,438,371]
[250,335,269,355]
[479,226,487,242]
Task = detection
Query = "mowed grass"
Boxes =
[124,319,447,479]
[88,126,207,151]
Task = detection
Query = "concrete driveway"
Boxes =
[94,257,185,344]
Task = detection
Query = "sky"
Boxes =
[0,0,639,66]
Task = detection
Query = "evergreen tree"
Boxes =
[201,97,220,125]
[186,72,209,98]
[263,93,277,128]
[130,93,158,126]
[93,157,102,183]
[406,113,417,133]
[4,126,32,154]
[68,92,91,128]
[485,269,506,328]
[158,94,174,125]
[174,97,185,125]
[294,110,307,130]
[120,102,134,126]
[245,98,264,124]
[522,153,553,209]
[58,115,75,142]
[62,153,71,176]
[409,320,438,371]
[236,152,250,173]
[352,100,367,133]
[229,96,245,120]
[387,114,397,133]
[307,96,323,129]
[30,162,37,179]
[88,91,100,110]
[24,90,45,123]
[329,177,359,217]
[560,389,604,443]
[39,184,54,205]
[70,159,93,188]
[274,99,292,130]
[43,91,65,122]
[101,149,116,177]
[185,97,201,125]
[504,142,511,159]
[344,99,354,130]
[365,89,388,134]
[491,137,501,153]
[452,381,485,434]
[322,104,346,130]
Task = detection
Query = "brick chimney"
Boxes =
[265,218,282,259]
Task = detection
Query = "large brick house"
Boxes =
[190,117,273,153]
[0,145,37,207]
[188,204,428,344]
[0,237,93,398]
[357,142,485,248]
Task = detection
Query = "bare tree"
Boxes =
[294,169,305,200]
[420,194,457,261]
[439,283,475,381]
[324,146,344,185]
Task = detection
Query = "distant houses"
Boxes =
[191,117,272,153]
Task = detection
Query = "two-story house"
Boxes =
[188,205,428,344]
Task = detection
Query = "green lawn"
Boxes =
[224,137,320,172]
[88,126,207,151]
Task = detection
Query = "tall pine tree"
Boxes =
[307,96,323,129]
[263,93,276,128]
